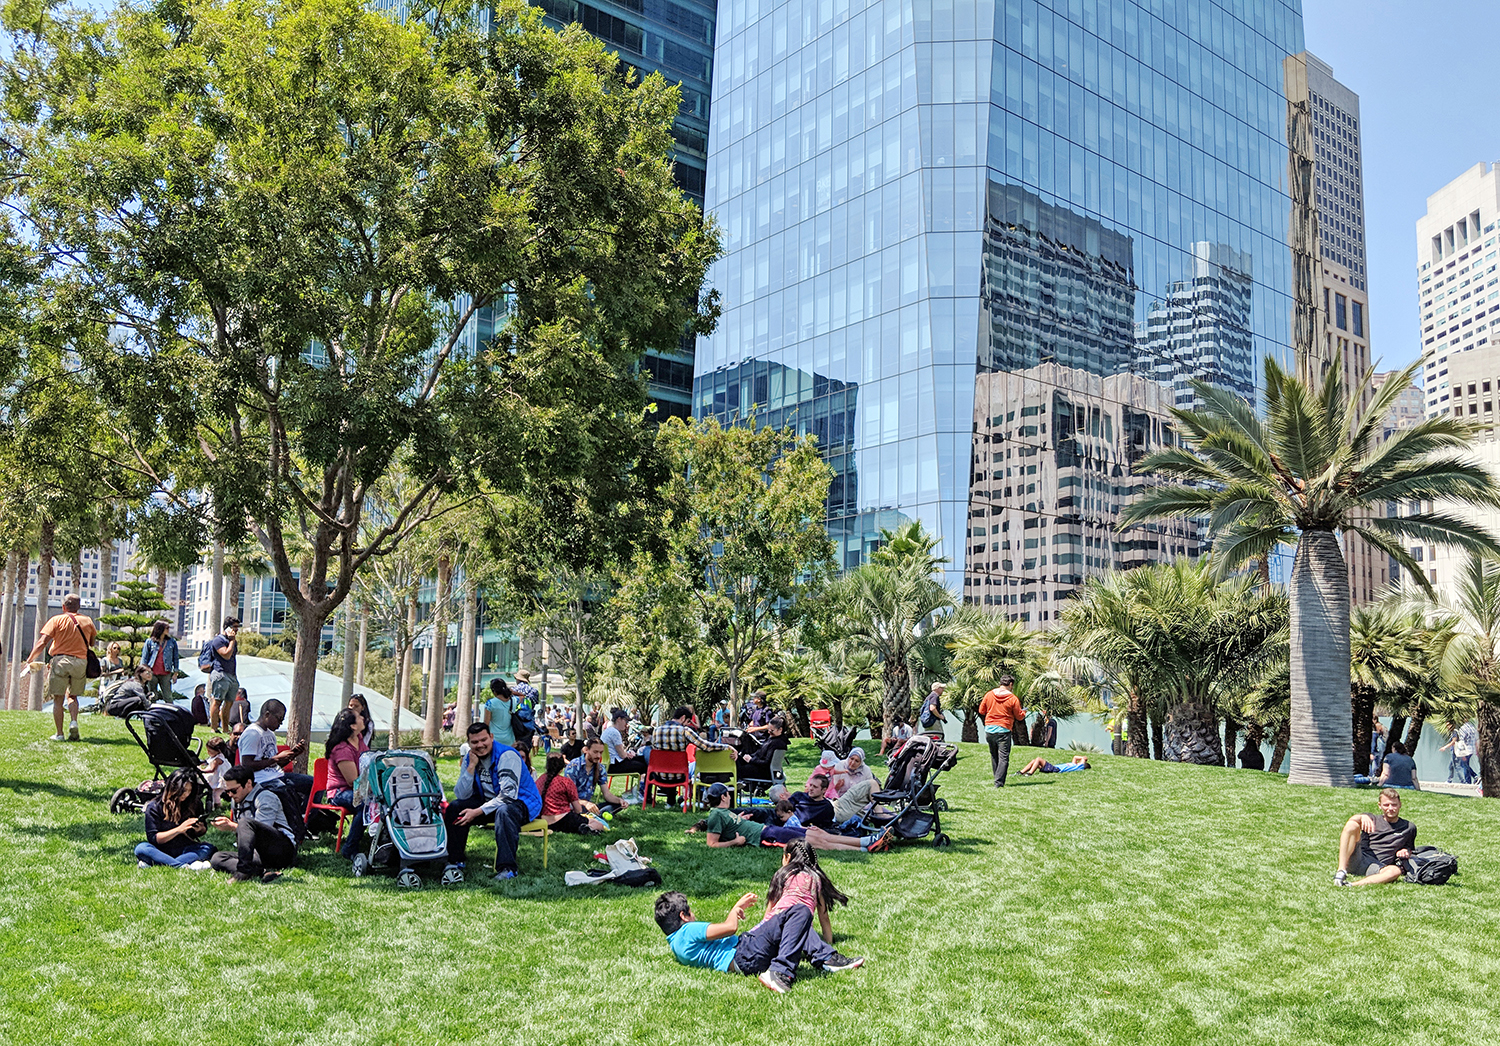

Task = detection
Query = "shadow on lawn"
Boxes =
[0,777,109,803]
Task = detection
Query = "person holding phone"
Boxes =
[134,768,216,869]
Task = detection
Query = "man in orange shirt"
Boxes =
[977,674,1025,788]
[25,594,98,742]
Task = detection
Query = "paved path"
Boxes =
[1417,780,1482,797]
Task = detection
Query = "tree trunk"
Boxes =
[792,693,811,738]
[1270,718,1291,774]
[388,638,408,750]
[424,557,452,744]
[960,707,978,744]
[227,563,242,621]
[1244,719,1266,767]
[881,664,911,738]
[69,550,82,603]
[155,567,166,595]
[1477,697,1500,799]
[98,541,114,617]
[340,601,357,701]
[455,577,477,727]
[0,549,13,708]
[1403,706,1428,756]
[31,518,55,711]
[1288,528,1354,787]
[7,547,26,711]
[1223,714,1237,768]
[209,540,224,640]
[1149,709,1164,760]
[356,607,369,687]
[288,607,332,772]
[1126,689,1149,758]
[1164,701,1223,765]
[1350,686,1377,778]
[1382,715,1406,772]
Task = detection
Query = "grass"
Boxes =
[0,711,1496,1046]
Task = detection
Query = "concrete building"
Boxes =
[695,0,1308,607]
[1372,370,1425,439]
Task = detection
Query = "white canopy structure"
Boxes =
[172,655,406,733]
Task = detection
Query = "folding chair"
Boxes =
[643,748,692,812]
[305,757,350,851]
[735,748,787,805]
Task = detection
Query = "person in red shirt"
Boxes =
[25,594,98,742]
[977,675,1025,787]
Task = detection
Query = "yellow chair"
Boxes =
[520,817,551,869]
[692,748,738,807]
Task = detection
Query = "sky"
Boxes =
[1301,0,1500,374]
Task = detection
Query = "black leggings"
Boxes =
[548,810,590,834]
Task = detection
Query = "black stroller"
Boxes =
[850,734,959,847]
[809,711,857,760]
[110,704,206,814]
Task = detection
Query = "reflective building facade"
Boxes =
[695,0,1305,618]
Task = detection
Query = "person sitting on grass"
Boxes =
[763,840,850,949]
[1335,788,1417,887]
[694,783,887,852]
[135,768,216,870]
[238,698,312,798]
[787,775,837,830]
[442,721,542,883]
[565,739,626,814]
[199,736,231,809]
[209,764,297,884]
[1018,754,1091,776]
[1376,741,1421,790]
[536,751,607,835]
[654,887,864,995]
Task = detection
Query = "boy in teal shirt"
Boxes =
[654,890,864,994]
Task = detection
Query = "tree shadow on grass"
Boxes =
[0,777,109,803]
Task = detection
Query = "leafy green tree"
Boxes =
[98,569,173,669]
[1120,357,1500,786]
[643,417,835,719]
[4,0,718,761]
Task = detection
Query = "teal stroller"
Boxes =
[351,750,460,889]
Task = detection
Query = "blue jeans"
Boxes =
[135,840,215,867]
[329,788,366,858]
[1450,755,1475,784]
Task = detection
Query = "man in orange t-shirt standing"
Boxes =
[25,594,98,742]
[977,674,1025,788]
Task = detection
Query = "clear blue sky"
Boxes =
[1302,0,1500,373]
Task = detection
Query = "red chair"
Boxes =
[643,748,691,812]
[305,757,349,851]
[808,709,832,730]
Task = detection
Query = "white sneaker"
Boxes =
[186,861,212,871]
[67,723,80,741]
[137,860,151,869]
[50,734,66,742]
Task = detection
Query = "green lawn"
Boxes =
[0,711,1495,1046]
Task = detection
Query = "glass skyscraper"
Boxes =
[694,0,1305,620]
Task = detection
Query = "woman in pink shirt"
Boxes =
[323,707,368,859]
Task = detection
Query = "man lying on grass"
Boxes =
[655,878,863,994]
[1018,755,1091,776]
[688,783,889,852]
[1335,788,1416,887]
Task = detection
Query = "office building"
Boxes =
[695,0,1305,618]
[1371,371,1425,439]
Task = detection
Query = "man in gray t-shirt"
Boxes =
[1334,788,1417,887]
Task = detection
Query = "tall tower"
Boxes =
[695,1,1306,621]
[1285,51,1382,603]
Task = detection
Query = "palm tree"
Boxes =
[1432,553,1500,798]
[1054,558,1287,765]
[1121,356,1500,787]
[1350,601,1459,776]
[948,615,1047,743]
[829,523,962,735]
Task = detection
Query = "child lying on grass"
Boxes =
[1018,754,1091,776]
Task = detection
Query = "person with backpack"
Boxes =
[201,616,241,734]
[22,593,98,742]
[210,764,298,883]
[1334,788,1417,887]
[481,677,521,749]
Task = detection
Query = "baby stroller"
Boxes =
[809,710,857,760]
[351,750,457,889]
[849,734,959,848]
[111,704,206,814]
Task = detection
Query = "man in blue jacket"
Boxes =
[443,721,541,883]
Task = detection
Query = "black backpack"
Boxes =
[1403,846,1458,885]
[259,779,309,847]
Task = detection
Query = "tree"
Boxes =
[1120,356,1500,786]
[5,0,719,763]
[1349,601,1456,776]
[948,615,1046,744]
[645,417,835,718]
[828,522,964,736]
[98,569,174,669]
[523,564,619,732]
[1429,554,1500,799]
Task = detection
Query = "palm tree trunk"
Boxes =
[960,707,978,744]
[1350,685,1377,778]
[69,550,82,602]
[881,665,911,738]
[208,541,224,640]
[1223,713,1237,768]
[227,563,242,621]
[1385,715,1407,770]
[1288,528,1354,787]
[1149,709,1164,760]
[1403,706,1428,756]
[1126,690,1149,758]
[1270,719,1291,774]
[1477,697,1500,800]
[155,567,166,596]
[98,541,113,616]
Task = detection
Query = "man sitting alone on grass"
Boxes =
[1018,754,1091,776]
[654,889,863,994]
[1335,788,1416,887]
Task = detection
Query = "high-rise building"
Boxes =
[1285,51,1382,603]
[1417,161,1500,432]
[530,0,718,420]
[1371,371,1425,439]
[695,0,1305,618]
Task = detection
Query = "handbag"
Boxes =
[68,613,102,679]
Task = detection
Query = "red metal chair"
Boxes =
[808,709,833,730]
[642,748,692,812]
[305,757,349,851]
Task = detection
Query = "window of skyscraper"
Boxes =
[1335,293,1347,330]
[1352,301,1363,338]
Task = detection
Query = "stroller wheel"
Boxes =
[934,833,951,848]
[396,868,422,890]
[935,799,949,812]
[440,865,465,887]
[109,788,136,815]
[351,854,371,878]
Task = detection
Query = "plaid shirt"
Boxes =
[651,720,729,753]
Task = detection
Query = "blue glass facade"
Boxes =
[695,0,1304,619]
